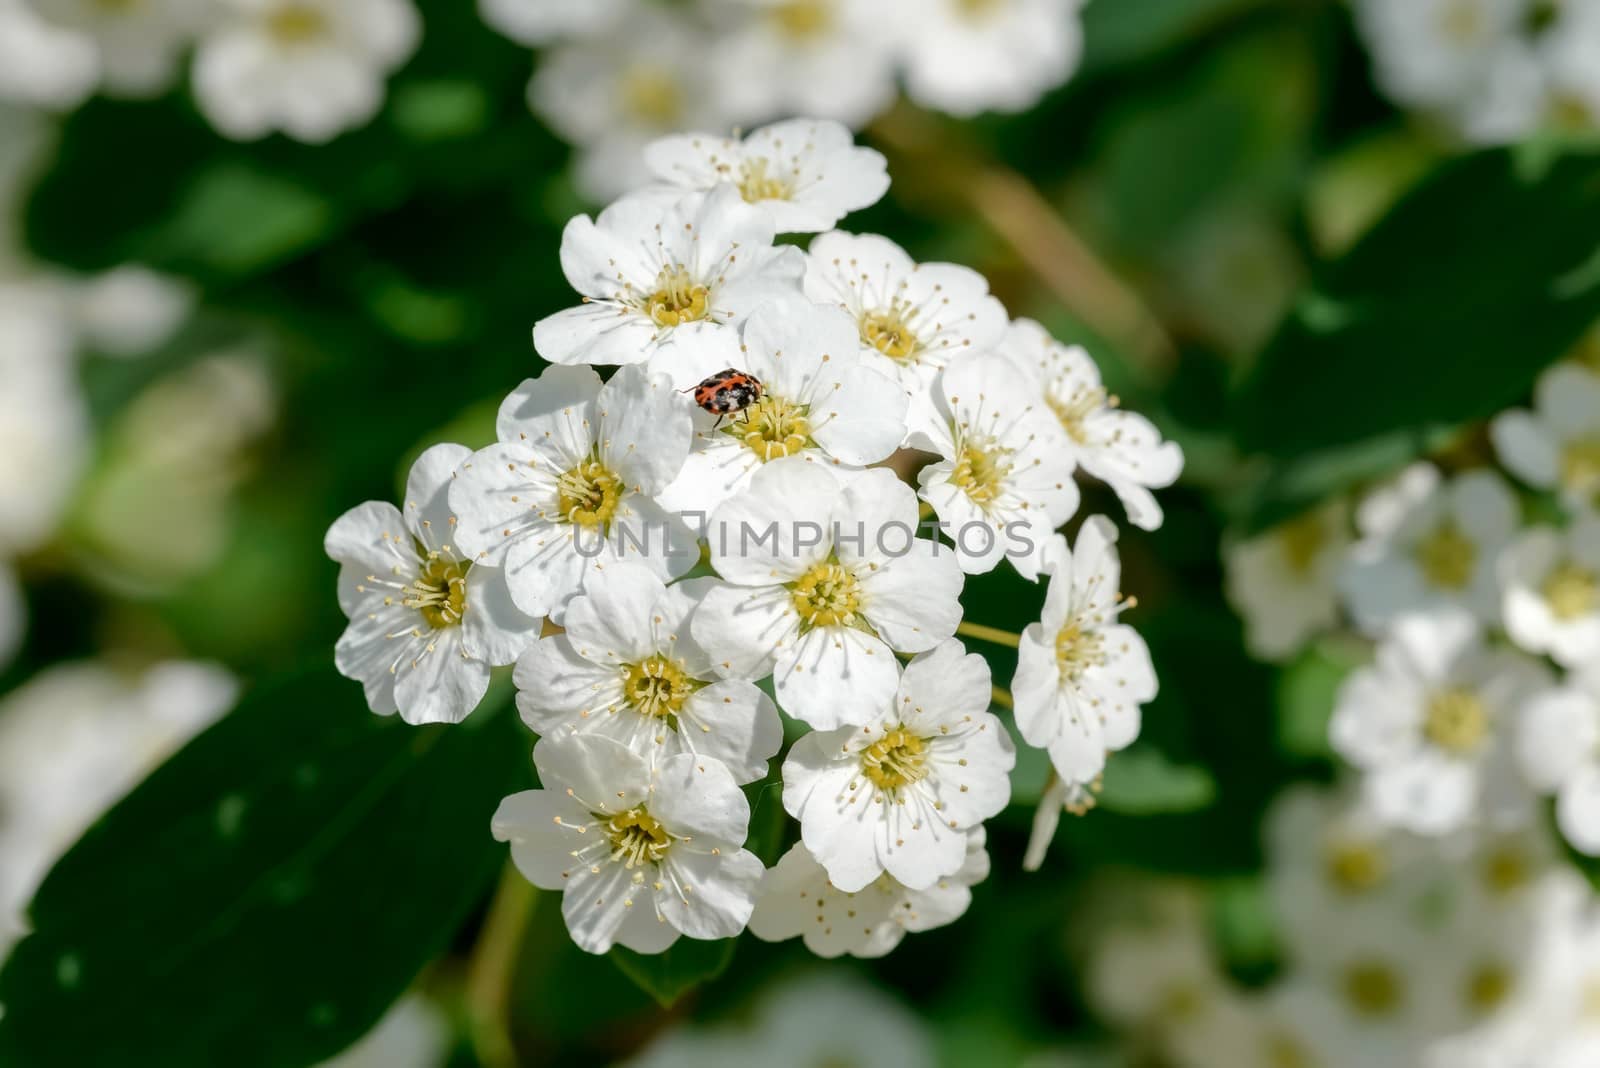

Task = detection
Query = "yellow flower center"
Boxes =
[728,394,813,461]
[604,807,672,868]
[860,727,929,794]
[1157,982,1207,1022]
[1465,964,1514,1016]
[1482,846,1532,896]
[1543,560,1598,620]
[267,3,328,43]
[622,655,697,724]
[1054,623,1105,682]
[645,265,710,328]
[1265,1036,1316,1068]
[789,560,862,629]
[556,460,623,531]
[405,555,468,630]
[1548,92,1597,133]
[620,66,683,128]
[957,0,1005,18]
[736,158,793,203]
[951,437,1012,508]
[1562,439,1600,499]
[1343,962,1404,1019]
[770,0,832,38]
[1424,687,1489,756]
[1278,510,1330,576]
[1325,841,1387,894]
[1415,521,1477,591]
[1047,385,1105,446]
[1438,0,1486,43]
[859,306,918,361]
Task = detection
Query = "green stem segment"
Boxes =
[957,620,1024,649]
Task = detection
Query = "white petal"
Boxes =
[460,564,541,666]
[532,734,650,813]
[773,625,899,730]
[655,847,762,939]
[492,789,592,889]
[649,752,750,846]
[599,365,694,492]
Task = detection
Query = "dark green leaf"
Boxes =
[0,665,529,1068]
[609,937,738,1009]
[1235,148,1600,459]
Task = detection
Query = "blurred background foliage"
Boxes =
[2,0,1598,1065]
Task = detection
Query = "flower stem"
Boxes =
[870,104,1176,373]
[465,864,536,1068]
[958,620,1023,649]
[990,685,1014,710]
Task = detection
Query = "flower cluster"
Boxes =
[1225,353,1600,851]
[1076,786,1599,1068]
[500,0,1089,198]
[2,0,420,142]
[1353,0,1600,144]
[6,0,1089,182]
[325,117,1183,957]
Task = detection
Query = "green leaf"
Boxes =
[609,937,737,1009]
[1080,0,1258,74]
[1098,747,1218,815]
[0,665,529,1068]
[146,164,333,277]
[1235,148,1600,459]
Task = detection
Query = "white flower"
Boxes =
[1021,769,1100,871]
[640,118,889,235]
[1330,609,1549,836]
[193,0,420,144]
[26,0,208,97]
[691,458,964,729]
[748,831,988,957]
[709,0,898,129]
[0,0,97,110]
[1351,0,1528,121]
[476,0,625,46]
[1519,668,1600,854]
[532,186,804,374]
[736,975,936,1068]
[68,265,194,358]
[0,288,89,556]
[1223,501,1352,663]
[890,0,1085,117]
[513,563,781,785]
[803,230,1008,399]
[1000,318,1184,531]
[528,11,729,202]
[1084,884,1230,1032]
[0,659,234,958]
[657,298,908,516]
[1262,784,1430,967]
[316,994,449,1068]
[780,639,1014,891]
[1339,464,1519,635]
[1500,516,1600,669]
[491,734,764,955]
[326,443,541,725]
[1492,361,1600,512]
[915,351,1080,578]
[1013,522,1156,787]
[448,365,699,623]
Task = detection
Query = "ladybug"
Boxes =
[686,369,764,428]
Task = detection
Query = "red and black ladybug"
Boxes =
[686,369,764,428]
